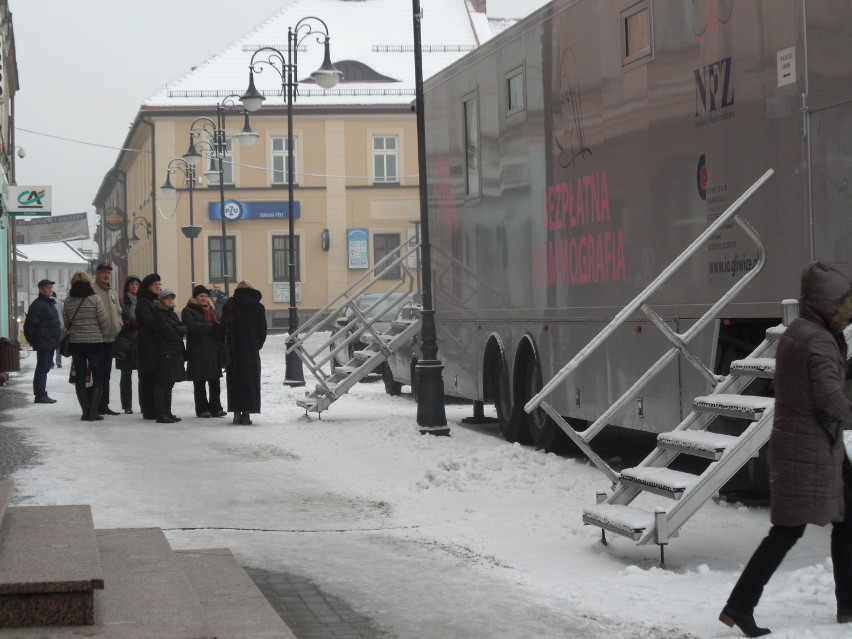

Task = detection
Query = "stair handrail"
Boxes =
[526,168,775,414]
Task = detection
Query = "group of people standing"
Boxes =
[24,265,266,426]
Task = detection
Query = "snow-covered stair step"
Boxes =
[657,430,741,460]
[296,397,319,411]
[766,324,786,340]
[730,358,776,379]
[693,394,774,420]
[618,467,701,499]
[582,504,654,541]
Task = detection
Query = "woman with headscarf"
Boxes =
[115,275,141,414]
[181,285,226,418]
[135,273,162,420]
[150,288,187,423]
[63,271,111,421]
[222,280,267,425]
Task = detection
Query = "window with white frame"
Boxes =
[373,135,399,184]
[373,233,401,279]
[506,67,525,115]
[208,236,236,284]
[208,137,234,185]
[464,95,480,197]
[271,136,297,185]
[272,235,301,281]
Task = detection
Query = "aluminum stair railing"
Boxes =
[288,242,421,415]
[524,169,775,483]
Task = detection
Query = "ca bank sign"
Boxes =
[5,185,52,216]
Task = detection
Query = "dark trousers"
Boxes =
[119,367,134,411]
[728,480,852,615]
[154,383,174,419]
[193,378,222,415]
[70,343,105,391]
[33,349,55,398]
[138,370,156,418]
[98,342,114,411]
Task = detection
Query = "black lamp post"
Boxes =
[183,98,257,297]
[161,158,203,292]
[412,0,449,435]
[129,216,152,246]
[240,16,342,387]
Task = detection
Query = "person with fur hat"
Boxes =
[222,280,267,425]
[150,288,187,423]
[63,271,112,421]
[721,261,852,636]
[135,273,162,419]
[181,285,226,418]
[116,275,142,414]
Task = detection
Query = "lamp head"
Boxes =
[240,70,266,112]
[235,111,259,148]
[183,135,203,167]
[160,172,176,197]
[311,38,343,90]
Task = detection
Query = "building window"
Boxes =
[272,235,301,282]
[622,1,653,68]
[209,236,236,284]
[463,94,480,197]
[271,136,297,185]
[209,138,234,185]
[374,233,401,279]
[373,135,399,183]
[506,67,525,115]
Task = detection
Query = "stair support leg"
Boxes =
[655,508,668,569]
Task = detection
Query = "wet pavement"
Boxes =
[0,369,389,639]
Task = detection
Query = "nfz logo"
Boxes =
[694,57,735,125]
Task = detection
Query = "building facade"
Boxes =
[0,0,19,338]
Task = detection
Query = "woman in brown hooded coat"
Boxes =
[721,261,852,636]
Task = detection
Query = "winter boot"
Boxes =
[154,385,174,423]
[719,606,770,637]
[232,412,241,424]
[76,387,90,421]
[240,412,253,425]
[87,388,104,422]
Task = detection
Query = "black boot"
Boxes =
[719,605,771,637]
[87,388,104,422]
[76,388,90,421]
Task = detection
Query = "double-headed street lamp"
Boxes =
[239,16,342,386]
[161,158,203,292]
[182,97,257,297]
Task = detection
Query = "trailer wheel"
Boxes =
[383,365,402,396]
[524,355,570,453]
[494,349,531,443]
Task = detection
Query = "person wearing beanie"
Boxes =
[135,273,162,419]
[92,263,123,416]
[150,288,187,423]
[116,276,142,414]
[182,286,227,418]
[222,280,267,425]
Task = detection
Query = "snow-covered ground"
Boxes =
[4,334,850,638]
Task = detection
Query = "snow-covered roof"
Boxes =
[16,242,88,265]
[143,0,521,110]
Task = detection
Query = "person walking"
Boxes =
[63,272,111,421]
[23,279,61,404]
[92,263,123,416]
[209,282,228,320]
[150,288,187,423]
[135,273,161,420]
[720,261,852,637]
[53,291,64,369]
[181,285,227,419]
[116,275,141,414]
[222,280,267,425]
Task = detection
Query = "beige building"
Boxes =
[92,0,524,326]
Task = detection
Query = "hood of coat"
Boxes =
[232,287,262,306]
[799,261,852,332]
[69,281,96,298]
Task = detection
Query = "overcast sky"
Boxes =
[10,0,289,236]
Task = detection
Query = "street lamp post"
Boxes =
[182,98,257,297]
[412,0,448,435]
[240,15,342,387]
[161,158,203,292]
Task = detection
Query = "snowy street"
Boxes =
[3,334,850,638]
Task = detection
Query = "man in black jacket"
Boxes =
[23,279,61,404]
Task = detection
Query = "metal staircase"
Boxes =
[525,169,779,562]
[286,241,423,416]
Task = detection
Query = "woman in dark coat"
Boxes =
[222,280,267,425]
[116,275,141,413]
[135,273,161,420]
[63,271,111,421]
[721,261,852,636]
[181,285,226,418]
[150,288,187,423]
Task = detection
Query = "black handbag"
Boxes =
[59,302,84,358]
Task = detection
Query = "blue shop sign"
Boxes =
[208,199,301,221]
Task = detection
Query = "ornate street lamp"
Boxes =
[240,16,342,387]
[183,97,257,297]
[412,0,448,435]
[161,158,202,291]
[128,216,152,246]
